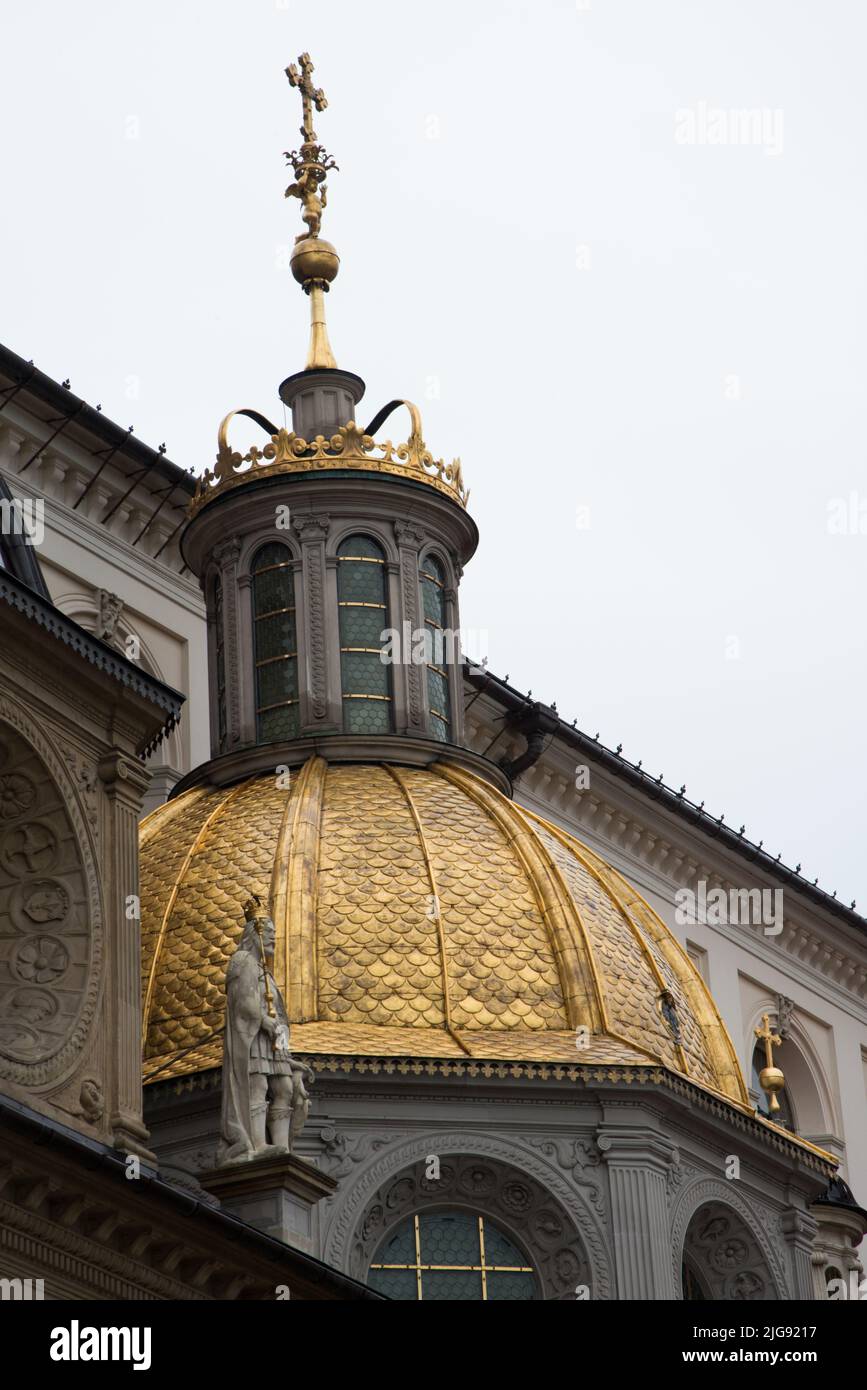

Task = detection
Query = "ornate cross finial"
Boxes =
[754,1013,782,1064]
[754,1013,785,1115]
[286,52,327,144]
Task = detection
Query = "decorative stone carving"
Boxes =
[0,707,102,1089]
[294,514,330,721]
[318,1128,394,1181]
[95,590,124,644]
[775,993,795,1038]
[526,1134,606,1219]
[217,897,315,1165]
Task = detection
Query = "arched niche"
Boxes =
[746,1007,840,1147]
[681,1199,778,1301]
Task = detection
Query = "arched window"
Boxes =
[213,574,227,750]
[368,1211,536,1301]
[751,1043,796,1131]
[337,535,393,733]
[252,543,299,742]
[419,553,451,742]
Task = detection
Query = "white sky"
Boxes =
[1,0,865,906]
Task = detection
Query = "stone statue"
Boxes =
[217,895,314,1166]
[96,589,123,644]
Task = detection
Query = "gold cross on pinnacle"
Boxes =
[754,1013,782,1068]
[286,52,328,144]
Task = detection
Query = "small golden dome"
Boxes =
[140,758,748,1105]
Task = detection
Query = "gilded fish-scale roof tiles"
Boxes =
[139,758,748,1107]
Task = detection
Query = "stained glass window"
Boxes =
[214,575,227,749]
[337,535,393,734]
[368,1212,536,1301]
[252,543,299,742]
[419,553,451,742]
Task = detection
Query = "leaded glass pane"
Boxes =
[338,536,392,731]
[255,610,297,660]
[367,1268,417,1299]
[258,704,299,741]
[338,563,385,604]
[419,554,451,740]
[426,668,450,715]
[483,1223,524,1265]
[421,576,445,625]
[253,542,293,571]
[340,650,389,697]
[254,567,294,617]
[421,554,445,584]
[338,535,384,560]
[419,1212,479,1265]
[344,699,391,734]
[337,604,386,646]
[423,1269,483,1300]
[485,1272,536,1301]
[257,658,299,708]
[374,1222,416,1264]
[369,1211,536,1302]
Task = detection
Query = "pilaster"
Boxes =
[97,750,156,1163]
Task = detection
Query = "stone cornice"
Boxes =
[0,568,183,755]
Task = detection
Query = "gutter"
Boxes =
[0,343,195,498]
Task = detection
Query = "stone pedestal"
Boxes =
[200,1153,337,1256]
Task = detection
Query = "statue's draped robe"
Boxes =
[218,947,292,1164]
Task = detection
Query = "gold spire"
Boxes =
[284,54,340,370]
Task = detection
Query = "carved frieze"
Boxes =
[0,705,102,1090]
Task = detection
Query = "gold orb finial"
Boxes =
[754,1013,785,1115]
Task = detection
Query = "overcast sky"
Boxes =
[2,1,864,906]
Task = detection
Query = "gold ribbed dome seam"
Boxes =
[141,778,255,1050]
[570,834,749,1106]
[526,810,749,1096]
[270,756,326,1022]
[525,810,690,1074]
[140,785,209,849]
[383,764,472,1056]
[433,764,605,1033]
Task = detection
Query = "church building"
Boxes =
[0,55,865,1302]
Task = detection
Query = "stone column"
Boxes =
[781,1207,820,1299]
[598,1120,678,1299]
[294,514,334,732]
[98,751,156,1163]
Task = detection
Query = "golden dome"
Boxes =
[140,758,748,1106]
